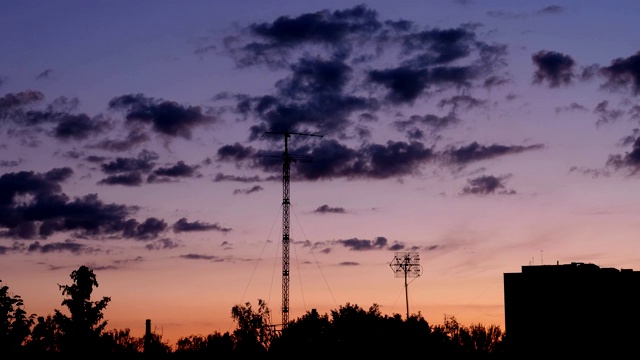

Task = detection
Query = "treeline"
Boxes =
[1,265,507,357]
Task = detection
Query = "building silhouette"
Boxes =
[503,261,640,356]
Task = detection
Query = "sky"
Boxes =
[2,0,640,346]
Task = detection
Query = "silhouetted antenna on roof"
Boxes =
[263,130,323,330]
[390,252,422,320]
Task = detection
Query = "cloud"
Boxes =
[108,93,217,138]
[538,5,564,15]
[392,112,461,138]
[1,94,110,142]
[313,204,346,214]
[97,172,144,186]
[27,240,99,254]
[532,50,576,87]
[147,161,201,183]
[217,143,257,162]
[0,168,166,240]
[0,91,45,116]
[172,217,231,233]
[333,236,400,251]
[599,51,640,95]
[145,238,181,250]
[555,102,588,114]
[440,141,544,167]
[36,69,53,80]
[233,185,263,195]
[259,139,434,180]
[593,100,625,126]
[606,134,640,174]
[122,217,168,240]
[213,173,264,182]
[460,174,516,195]
[218,4,509,142]
[179,253,221,261]
[88,128,150,152]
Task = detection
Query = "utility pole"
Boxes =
[264,130,322,329]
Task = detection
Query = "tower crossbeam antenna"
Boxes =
[264,130,323,329]
[389,252,422,320]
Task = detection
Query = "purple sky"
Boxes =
[1,0,640,346]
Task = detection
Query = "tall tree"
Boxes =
[0,279,35,353]
[230,299,273,355]
[54,265,111,354]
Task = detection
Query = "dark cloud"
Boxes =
[108,93,217,138]
[594,100,625,126]
[279,57,352,97]
[440,141,544,166]
[568,166,611,179]
[179,253,221,261]
[629,105,640,122]
[172,217,231,233]
[51,113,111,141]
[0,241,27,255]
[532,50,576,87]
[0,91,45,116]
[0,160,21,167]
[27,240,98,254]
[227,5,382,68]
[289,139,434,180]
[335,236,392,251]
[242,90,376,140]
[145,238,181,250]
[217,143,257,162]
[213,172,263,182]
[122,217,167,240]
[147,161,200,183]
[555,102,588,114]
[221,5,508,139]
[44,167,74,182]
[1,94,110,142]
[100,150,158,174]
[368,67,429,104]
[88,128,150,152]
[36,69,53,80]
[338,261,359,266]
[0,169,168,240]
[437,95,487,112]
[313,204,346,214]
[606,135,640,174]
[460,174,516,195]
[97,172,143,186]
[599,51,640,95]
[538,5,564,14]
[392,112,461,137]
[233,185,263,195]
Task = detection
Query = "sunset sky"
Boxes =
[2,0,640,346]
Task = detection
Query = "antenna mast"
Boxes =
[265,130,323,329]
[389,252,422,320]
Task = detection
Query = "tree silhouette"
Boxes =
[1,266,510,356]
[53,265,111,354]
[0,279,35,353]
[230,299,273,355]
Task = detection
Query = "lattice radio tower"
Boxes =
[265,130,323,329]
[389,252,422,320]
